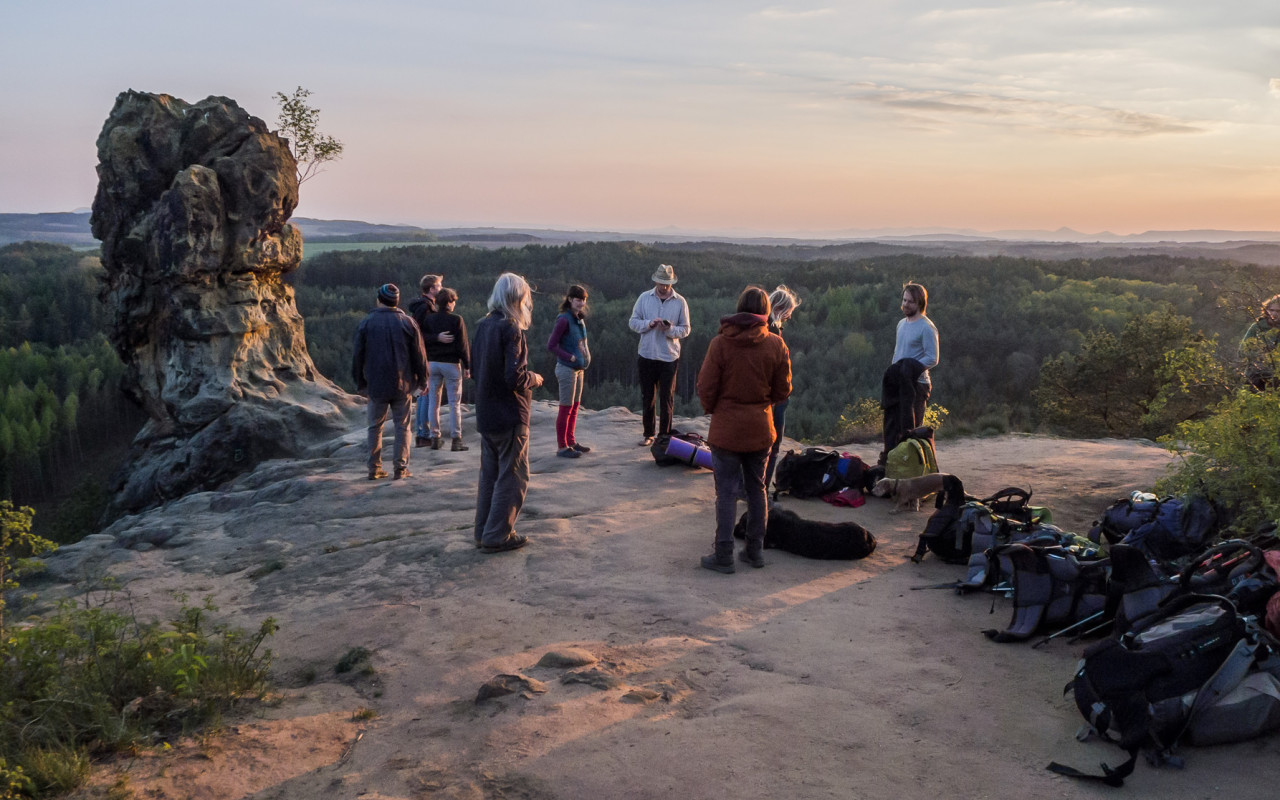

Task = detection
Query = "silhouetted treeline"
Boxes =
[292,241,1259,442]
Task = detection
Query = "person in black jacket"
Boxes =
[472,273,543,553]
[420,287,471,451]
[352,284,427,480]
[408,273,454,447]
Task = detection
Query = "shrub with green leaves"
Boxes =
[832,397,948,443]
[0,501,56,638]
[0,595,276,797]
[1035,309,1231,438]
[1158,388,1280,533]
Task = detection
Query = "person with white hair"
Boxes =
[471,273,544,553]
[628,263,691,446]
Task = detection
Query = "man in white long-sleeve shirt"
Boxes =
[880,282,939,464]
[628,264,692,446]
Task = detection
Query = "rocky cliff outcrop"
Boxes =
[91,90,358,515]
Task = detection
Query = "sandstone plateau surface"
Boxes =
[46,405,1279,800]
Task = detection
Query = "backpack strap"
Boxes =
[1046,752,1137,787]
[983,543,1051,642]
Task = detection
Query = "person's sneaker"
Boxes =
[700,554,736,574]
[393,468,412,480]
[415,436,430,448]
[640,436,655,447]
[571,442,591,453]
[368,466,388,480]
[452,438,469,452]
[738,549,765,569]
[480,534,528,554]
[557,447,581,459]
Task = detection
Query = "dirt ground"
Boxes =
[52,404,1277,799]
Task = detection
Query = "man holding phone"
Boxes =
[629,264,691,446]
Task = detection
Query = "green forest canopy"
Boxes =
[3,238,1272,534]
[292,241,1256,441]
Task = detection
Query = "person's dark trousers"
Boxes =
[474,426,530,548]
[367,394,412,472]
[638,356,679,438]
[712,445,769,555]
[911,381,930,432]
[880,358,928,464]
[763,398,789,492]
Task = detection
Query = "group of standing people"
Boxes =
[352,275,473,483]
[354,263,943,567]
[408,274,471,453]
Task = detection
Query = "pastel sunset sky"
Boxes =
[3,1,1280,236]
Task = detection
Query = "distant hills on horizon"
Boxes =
[5,211,1280,266]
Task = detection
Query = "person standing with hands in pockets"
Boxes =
[629,264,691,446]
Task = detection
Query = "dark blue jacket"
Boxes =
[472,310,539,434]
[352,306,427,401]
[547,311,591,370]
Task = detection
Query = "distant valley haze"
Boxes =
[4,3,1280,240]
[8,211,1280,268]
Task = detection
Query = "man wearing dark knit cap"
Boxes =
[353,283,428,480]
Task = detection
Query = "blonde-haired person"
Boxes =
[471,273,543,553]
[762,285,801,494]
[696,286,792,572]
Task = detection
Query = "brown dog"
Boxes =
[872,473,953,512]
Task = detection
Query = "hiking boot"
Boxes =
[451,437,469,452]
[415,436,430,448]
[557,447,581,459]
[700,553,736,574]
[431,436,443,450]
[571,442,591,453]
[738,549,765,569]
[394,468,412,480]
[368,466,388,480]
[480,534,528,554]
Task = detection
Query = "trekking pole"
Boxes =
[1031,610,1107,649]
[1067,615,1116,644]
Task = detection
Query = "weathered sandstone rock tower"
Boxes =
[92,90,357,514]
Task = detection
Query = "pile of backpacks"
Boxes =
[771,426,940,503]
[915,482,1280,786]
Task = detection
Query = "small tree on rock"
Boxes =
[273,86,344,184]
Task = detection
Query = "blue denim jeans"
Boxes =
[415,391,430,439]
[711,445,769,552]
[427,361,464,439]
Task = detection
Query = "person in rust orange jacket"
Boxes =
[696,286,791,573]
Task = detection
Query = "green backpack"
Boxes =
[885,436,938,479]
